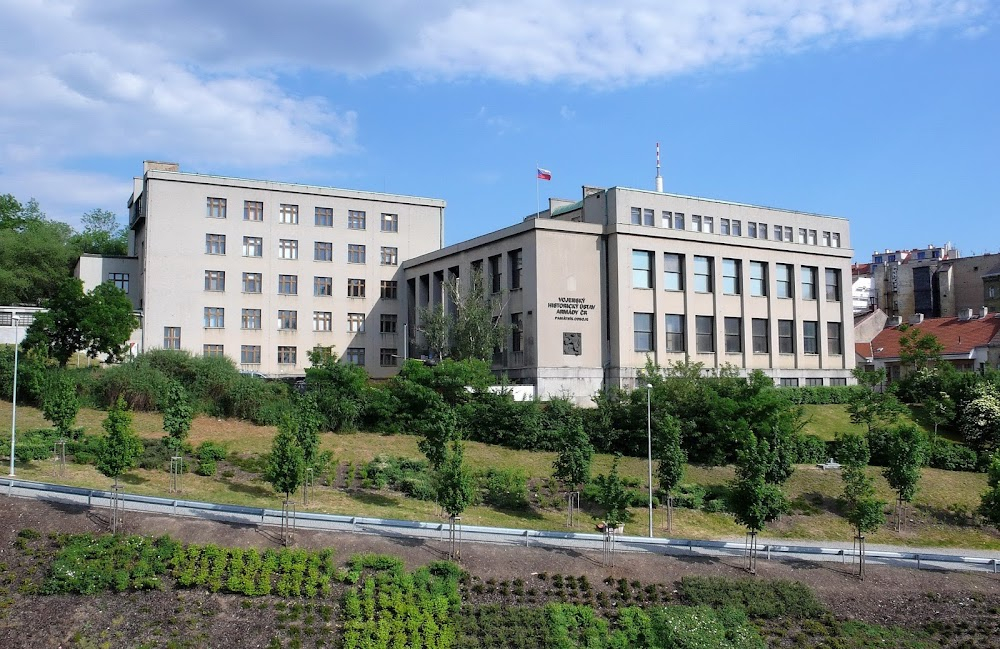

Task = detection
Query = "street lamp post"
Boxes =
[9,314,20,477]
[646,383,653,537]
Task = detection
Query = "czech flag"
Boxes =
[537,167,552,181]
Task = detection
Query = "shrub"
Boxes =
[94,360,170,411]
[138,437,178,470]
[195,441,228,476]
[791,434,828,464]
[477,467,529,509]
[679,575,825,619]
[928,440,979,472]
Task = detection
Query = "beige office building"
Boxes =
[404,186,856,404]
[76,162,446,378]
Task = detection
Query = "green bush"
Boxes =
[195,441,227,476]
[791,434,829,464]
[43,533,179,594]
[928,440,979,472]
[138,437,179,470]
[94,359,171,411]
[782,385,865,405]
[674,483,706,510]
[477,467,529,509]
[679,575,825,619]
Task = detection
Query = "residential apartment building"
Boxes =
[404,186,855,404]
[76,162,446,378]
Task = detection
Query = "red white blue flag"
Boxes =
[537,167,551,181]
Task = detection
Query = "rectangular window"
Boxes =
[664,314,685,352]
[632,250,653,289]
[206,197,226,219]
[802,266,818,300]
[381,246,398,266]
[825,268,842,301]
[749,261,767,297]
[748,222,757,238]
[314,241,333,262]
[314,276,332,296]
[108,272,129,292]
[381,212,398,232]
[511,312,523,352]
[204,270,225,291]
[720,218,730,235]
[488,255,502,293]
[773,225,783,241]
[347,312,365,333]
[244,200,263,221]
[694,256,713,293]
[805,378,824,387]
[732,220,741,237]
[348,210,366,230]
[163,326,181,349]
[278,310,298,331]
[673,212,684,229]
[203,344,224,357]
[722,258,741,295]
[803,321,819,354]
[204,307,224,328]
[347,244,366,264]
[242,272,261,293]
[759,223,768,239]
[724,317,742,353]
[347,278,366,298]
[380,314,398,334]
[690,214,701,232]
[277,274,298,295]
[643,208,653,226]
[780,378,800,387]
[784,226,793,242]
[630,207,641,225]
[798,228,807,244]
[345,347,366,366]
[277,346,297,365]
[776,264,792,298]
[752,318,769,353]
[205,233,226,255]
[695,315,714,353]
[315,207,333,227]
[241,309,261,330]
[279,204,299,224]
[821,231,831,247]
[314,311,332,332]
[663,253,684,291]
[240,345,261,364]
[703,216,714,233]
[509,249,523,289]
[634,313,654,352]
[243,236,263,257]
[662,211,673,228]
[808,230,817,246]
[380,280,398,299]
[832,233,841,248]
[778,320,795,354]
[827,322,843,355]
[831,378,847,386]
[380,348,398,367]
[278,239,299,259]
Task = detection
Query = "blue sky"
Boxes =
[2,1,997,261]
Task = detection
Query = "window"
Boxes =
[732,220,741,237]
[345,347,366,366]
[488,255,502,293]
[108,273,129,292]
[314,241,333,262]
[724,317,742,353]
[643,208,653,226]
[203,344,224,357]
[748,222,757,238]
[803,321,819,354]
[825,268,841,301]
[695,316,714,353]
[821,231,831,247]
[164,326,181,349]
[665,314,684,352]
[917,251,926,260]
[801,266,818,300]
[242,272,262,293]
[632,250,653,289]
[511,312,523,352]
[347,313,365,333]
[204,270,225,291]
[243,236,263,257]
[279,204,299,224]
[629,207,653,226]
[277,346,297,365]
[874,255,883,264]
[380,348,398,367]
[278,310,298,330]
[752,318,769,353]
[381,246,398,266]
[241,309,261,330]
[720,218,730,235]
[278,274,298,295]
[831,378,848,386]
[380,213,397,232]
[663,253,684,291]
[380,314,398,334]
[205,233,226,255]
[759,223,768,239]
[750,261,767,297]
[662,211,673,228]
[241,345,261,364]
[634,313,654,352]
[206,197,226,218]
[722,258,741,295]
[832,233,841,248]
[204,307,224,328]
[805,378,823,387]
[509,249,523,289]
[808,230,817,246]
[278,239,299,259]
[691,214,701,231]
[694,256,713,293]
[315,207,333,227]
[244,200,263,221]
[798,228,807,244]
[347,278,366,298]
[776,264,792,298]
[780,378,800,387]
[703,216,714,233]
[827,322,843,355]
[380,280,398,299]
[778,320,795,354]
[348,210,366,230]
[314,311,332,332]
[673,212,684,229]
[773,225,783,241]
[784,226,793,242]
[630,207,641,225]
[347,244,366,264]
[314,276,332,296]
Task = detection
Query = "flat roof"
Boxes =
[611,186,848,222]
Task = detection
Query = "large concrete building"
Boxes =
[404,186,856,403]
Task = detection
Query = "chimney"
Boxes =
[908,313,924,325]
[958,308,973,321]
[655,142,663,193]
[980,306,989,319]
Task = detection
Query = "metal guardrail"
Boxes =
[3,477,998,574]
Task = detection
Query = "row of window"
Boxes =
[633,314,843,356]
[779,377,848,387]
[633,252,842,301]
[202,307,398,333]
[630,207,843,248]
[207,197,399,232]
[205,235,398,265]
[482,250,523,293]
[872,249,942,265]
[166,330,398,368]
[204,270,398,299]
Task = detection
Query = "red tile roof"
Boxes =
[867,315,1000,360]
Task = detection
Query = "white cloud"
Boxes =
[560,106,576,120]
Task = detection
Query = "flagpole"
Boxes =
[536,162,539,218]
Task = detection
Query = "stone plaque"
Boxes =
[563,332,582,355]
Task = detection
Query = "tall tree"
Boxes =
[96,396,144,489]
[435,439,475,519]
[883,424,927,531]
[847,368,906,434]
[71,208,128,256]
[727,433,787,573]
[80,281,138,362]
[293,394,323,470]
[594,454,633,529]
[417,269,510,362]
[551,403,593,488]
[653,413,686,532]
[161,381,193,453]
[265,414,305,500]
[413,388,458,470]
[40,371,80,440]
[838,432,886,579]
[978,453,1000,528]
[0,197,76,305]
[897,327,944,374]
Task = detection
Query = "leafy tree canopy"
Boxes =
[883,424,927,503]
[96,396,144,486]
[435,439,475,517]
[594,454,634,528]
[70,208,128,256]
[265,414,305,499]
[551,400,594,488]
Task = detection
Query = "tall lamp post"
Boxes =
[8,314,20,477]
[646,383,653,537]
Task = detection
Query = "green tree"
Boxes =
[293,394,323,469]
[959,386,1000,455]
[594,454,633,529]
[551,404,593,488]
[419,269,510,362]
[416,305,450,361]
[435,439,475,518]
[304,347,368,431]
[838,432,886,578]
[883,424,927,531]
[70,208,128,256]
[898,327,944,373]
[96,396,144,488]
[653,413,685,531]
[925,391,956,443]
[414,389,458,470]
[846,367,906,434]
[80,281,138,362]
[727,433,787,535]
[978,453,1000,527]
[40,371,80,439]
[0,197,76,305]
[265,414,305,500]
[161,381,193,453]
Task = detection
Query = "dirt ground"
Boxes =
[1,496,999,648]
